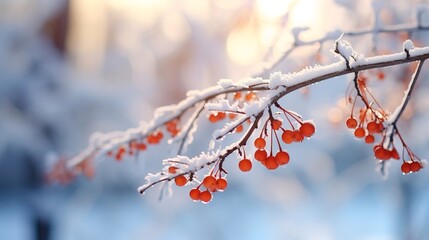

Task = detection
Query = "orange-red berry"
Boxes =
[354,127,365,138]
[245,92,256,101]
[374,146,391,160]
[233,92,242,100]
[174,175,187,187]
[377,70,385,80]
[271,119,282,130]
[217,112,226,120]
[200,190,212,203]
[115,147,126,161]
[346,117,358,129]
[410,161,422,172]
[216,178,228,191]
[390,148,400,160]
[275,151,290,165]
[401,162,411,174]
[254,149,267,161]
[282,130,294,144]
[209,114,218,123]
[367,121,378,133]
[202,175,217,190]
[365,134,375,144]
[239,159,252,172]
[235,124,243,133]
[265,156,278,170]
[299,122,315,137]
[189,188,201,201]
[254,137,266,149]
[166,120,178,132]
[137,143,147,151]
[168,166,178,174]
[293,130,304,142]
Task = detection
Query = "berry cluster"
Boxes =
[47,118,184,184]
[46,157,94,184]
[208,91,257,133]
[239,103,316,172]
[108,119,183,162]
[167,100,316,204]
[345,73,424,174]
[169,162,228,204]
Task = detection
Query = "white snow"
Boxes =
[403,40,415,51]
[217,78,234,89]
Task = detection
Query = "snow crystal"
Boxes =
[334,37,356,62]
[205,99,239,112]
[237,77,265,87]
[217,78,234,89]
[243,96,271,116]
[403,40,414,51]
[268,71,291,89]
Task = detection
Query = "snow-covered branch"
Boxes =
[256,15,429,78]
[48,38,429,201]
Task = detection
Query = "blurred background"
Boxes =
[1,0,429,239]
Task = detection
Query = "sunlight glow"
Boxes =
[289,0,322,33]
[227,26,263,65]
[256,0,292,21]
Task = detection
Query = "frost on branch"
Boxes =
[46,36,429,203]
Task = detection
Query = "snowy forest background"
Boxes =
[1,0,429,239]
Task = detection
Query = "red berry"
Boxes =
[365,134,375,144]
[282,130,294,144]
[189,188,201,201]
[233,92,242,100]
[245,92,256,101]
[217,112,226,120]
[299,122,315,137]
[239,159,252,172]
[202,176,217,190]
[168,166,178,174]
[200,190,212,203]
[293,130,304,142]
[174,175,187,186]
[271,119,282,130]
[254,149,267,161]
[377,70,385,80]
[374,146,391,160]
[410,162,422,172]
[254,137,266,149]
[216,178,228,191]
[354,127,365,138]
[367,121,378,133]
[390,148,400,160]
[136,143,147,151]
[265,156,278,170]
[346,117,358,129]
[235,124,243,133]
[275,151,290,165]
[209,114,218,123]
[401,162,411,174]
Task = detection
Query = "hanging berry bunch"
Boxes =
[158,97,316,203]
[345,68,424,175]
